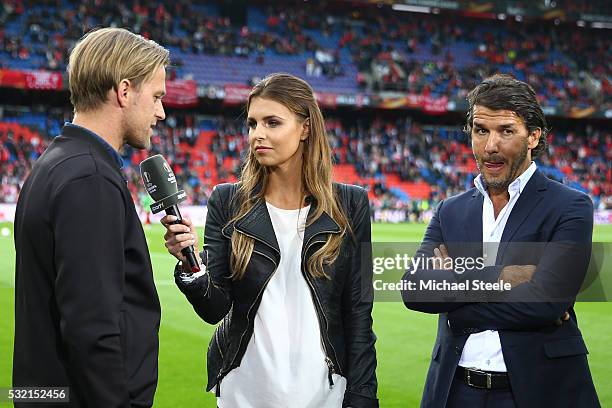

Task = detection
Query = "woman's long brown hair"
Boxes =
[228,73,351,280]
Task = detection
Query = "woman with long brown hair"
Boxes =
[161,73,378,408]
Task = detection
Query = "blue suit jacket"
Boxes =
[402,170,600,408]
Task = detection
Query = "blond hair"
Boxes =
[68,27,170,112]
[229,73,351,280]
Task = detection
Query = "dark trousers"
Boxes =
[446,377,517,408]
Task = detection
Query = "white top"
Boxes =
[458,161,537,372]
[217,202,346,408]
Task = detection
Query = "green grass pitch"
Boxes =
[1,222,611,407]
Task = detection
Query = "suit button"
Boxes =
[454,346,461,355]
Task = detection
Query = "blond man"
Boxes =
[13,28,168,407]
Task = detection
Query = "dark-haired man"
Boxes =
[402,75,600,408]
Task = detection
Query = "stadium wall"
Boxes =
[1,204,611,225]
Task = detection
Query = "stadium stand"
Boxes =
[0,1,610,222]
[0,1,609,108]
[2,110,610,222]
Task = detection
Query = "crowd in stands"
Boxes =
[0,0,322,72]
[6,111,609,224]
[542,126,612,209]
[0,128,44,203]
[313,4,609,109]
[210,115,612,216]
[0,1,609,110]
[554,0,612,15]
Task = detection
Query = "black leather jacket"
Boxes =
[174,182,378,407]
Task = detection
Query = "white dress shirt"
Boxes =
[458,161,537,372]
[217,202,346,408]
